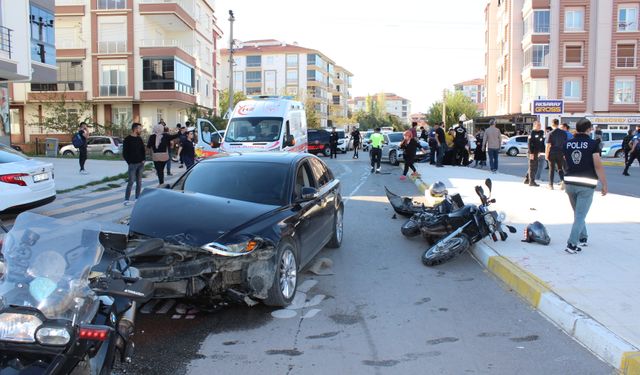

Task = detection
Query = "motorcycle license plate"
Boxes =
[33,172,49,183]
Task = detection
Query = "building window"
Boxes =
[564,45,583,65]
[563,78,581,101]
[246,71,261,83]
[332,95,340,105]
[142,58,196,94]
[246,87,261,95]
[205,80,210,97]
[286,54,298,67]
[524,44,549,68]
[97,0,126,9]
[30,4,55,65]
[112,106,132,125]
[31,60,83,91]
[617,43,636,67]
[534,10,550,33]
[286,70,298,84]
[307,70,322,82]
[619,6,639,32]
[156,108,164,124]
[97,16,126,53]
[614,77,635,103]
[565,8,585,31]
[246,55,261,68]
[100,63,126,96]
[233,71,243,91]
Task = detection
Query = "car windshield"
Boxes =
[225,117,283,143]
[0,145,28,163]
[0,212,102,322]
[387,133,403,143]
[176,161,290,206]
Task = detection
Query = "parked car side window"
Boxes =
[294,161,316,200]
[612,133,626,141]
[516,136,528,143]
[86,138,97,145]
[309,158,331,187]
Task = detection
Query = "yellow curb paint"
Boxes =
[416,179,427,194]
[487,256,550,307]
[621,352,640,375]
[602,161,625,167]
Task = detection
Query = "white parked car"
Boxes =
[0,144,56,212]
[59,135,123,157]
[500,135,529,156]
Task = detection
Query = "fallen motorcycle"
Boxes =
[421,179,517,266]
[0,212,155,374]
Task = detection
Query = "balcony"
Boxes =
[97,41,127,54]
[0,25,12,60]
[139,0,195,31]
[139,39,195,65]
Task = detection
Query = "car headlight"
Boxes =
[36,326,71,346]
[484,214,496,226]
[201,240,261,257]
[0,313,43,343]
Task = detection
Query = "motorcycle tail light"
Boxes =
[79,326,110,341]
[36,327,71,346]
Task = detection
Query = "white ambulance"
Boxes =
[219,96,308,153]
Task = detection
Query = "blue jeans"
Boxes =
[488,148,499,171]
[436,144,446,166]
[125,162,144,200]
[564,184,594,246]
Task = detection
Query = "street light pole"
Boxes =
[441,89,447,128]
[227,10,235,118]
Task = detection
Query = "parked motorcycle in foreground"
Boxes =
[421,179,517,266]
[0,212,155,374]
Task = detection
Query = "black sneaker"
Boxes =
[529,182,539,187]
[564,243,582,254]
[623,171,630,176]
[523,178,529,184]
[579,239,588,247]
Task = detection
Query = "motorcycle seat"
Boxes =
[448,204,476,219]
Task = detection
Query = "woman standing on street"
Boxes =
[474,129,487,167]
[147,123,181,185]
[400,130,421,180]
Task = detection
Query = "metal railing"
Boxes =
[97,0,127,10]
[97,41,127,54]
[139,39,192,54]
[0,26,12,59]
[139,0,193,15]
[617,57,636,68]
[56,38,84,49]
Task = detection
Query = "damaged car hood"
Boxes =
[129,188,279,246]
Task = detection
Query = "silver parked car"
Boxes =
[380,132,426,165]
[59,135,123,157]
[500,135,529,156]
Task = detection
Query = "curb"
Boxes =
[410,175,640,373]
[602,161,625,167]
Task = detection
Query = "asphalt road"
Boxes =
[491,154,638,197]
[115,155,614,375]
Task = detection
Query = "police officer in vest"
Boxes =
[562,118,608,254]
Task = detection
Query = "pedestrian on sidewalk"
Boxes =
[473,129,486,168]
[147,123,181,185]
[176,124,187,168]
[545,119,568,189]
[428,126,438,165]
[483,119,502,173]
[162,121,173,176]
[622,125,640,176]
[453,122,469,166]
[524,120,545,186]
[400,130,421,180]
[329,127,339,159]
[369,127,384,173]
[622,128,634,165]
[351,128,361,159]
[75,122,89,174]
[123,122,146,205]
[181,129,196,169]
[434,122,446,168]
[562,118,608,254]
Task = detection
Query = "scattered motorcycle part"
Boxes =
[522,221,550,245]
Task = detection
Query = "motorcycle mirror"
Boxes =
[475,185,485,196]
[506,225,517,234]
[485,178,492,192]
[126,238,165,258]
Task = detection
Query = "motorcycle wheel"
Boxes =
[401,218,420,237]
[421,234,470,267]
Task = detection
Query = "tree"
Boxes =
[219,89,247,117]
[305,98,321,129]
[427,91,479,129]
[33,93,94,135]
[185,104,227,130]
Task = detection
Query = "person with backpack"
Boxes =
[73,122,89,174]
[545,119,568,189]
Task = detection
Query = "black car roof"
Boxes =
[201,152,309,165]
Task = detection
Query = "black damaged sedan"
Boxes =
[127,152,343,307]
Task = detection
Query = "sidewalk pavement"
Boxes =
[34,157,142,191]
[411,162,640,373]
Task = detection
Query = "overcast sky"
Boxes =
[215,0,487,112]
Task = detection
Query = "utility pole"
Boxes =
[226,10,235,118]
[441,89,447,128]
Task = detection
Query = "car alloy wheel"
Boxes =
[614,150,624,158]
[104,150,114,156]
[279,248,297,300]
[389,151,399,166]
[507,147,518,156]
[63,150,74,157]
[323,147,331,157]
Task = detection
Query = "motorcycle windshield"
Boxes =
[0,212,102,321]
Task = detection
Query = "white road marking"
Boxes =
[303,294,326,308]
[297,279,318,293]
[139,299,161,314]
[343,170,371,206]
[171,314,182,320]
[286,292,307,310]
[271,309,297,319]
[302,309,322,319]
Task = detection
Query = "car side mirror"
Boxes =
[211,140,220,148]
[285,135,295,147]
[300,187,319,202]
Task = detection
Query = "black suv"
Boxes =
[307,129,332,157]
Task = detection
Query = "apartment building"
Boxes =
[485,0,640,130]
[0,0,57,146]
[219,40,353,128]
[454,78,486,115]
[351,93,412,124]
[9,0,222,148]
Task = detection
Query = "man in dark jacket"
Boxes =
[122,123,146,205]
[524,120,545,186]
[351,128,361,159]
[545,119,567,189]
[453,122,469,166]
[329,127,339,159]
